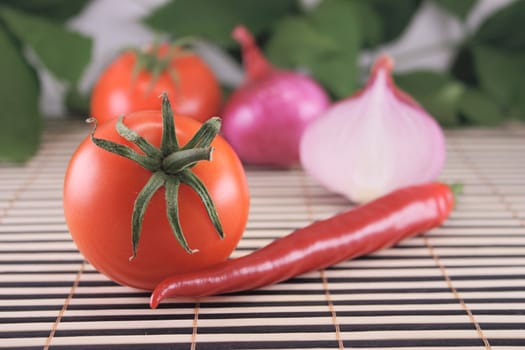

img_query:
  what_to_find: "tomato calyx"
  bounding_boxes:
[89,93,224,259]
[130,38,195,92]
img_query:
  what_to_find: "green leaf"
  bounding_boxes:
[364,0,422,43]
[265,17,339,68]
[353,0,383,47]
[1,0,90,22]
[144,0,297,47]
[65,87,90,117]
[309,0,361,50]
[265,17,356,98]
[0,25,41,162]
[308,0,361,97]
[474,0,525,51]
[453,1,525,96]
[472,45,525,109]
[395,70,465,126]
[265,0,361,99]
[309,52,359,99]
[515,92,525,121]
[459,88,503,126]
[435,0,476,20]
[450,46,478,86]
[0,5,92,84]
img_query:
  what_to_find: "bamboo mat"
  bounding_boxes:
[1,120,524,350]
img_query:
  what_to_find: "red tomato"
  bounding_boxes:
[63,111,249,290]
[90,45,222,123]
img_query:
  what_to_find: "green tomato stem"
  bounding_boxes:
[90,93,224,260]
[129,38,196,92]
[131,171,168,259]
[182,117,221,149]
[163,147,213,175]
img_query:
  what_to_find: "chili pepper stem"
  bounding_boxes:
[449,183,464,203]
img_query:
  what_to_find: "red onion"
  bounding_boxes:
[300,54,446,203]
[221,25,330,167]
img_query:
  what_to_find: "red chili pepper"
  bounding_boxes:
[150,182,455,308]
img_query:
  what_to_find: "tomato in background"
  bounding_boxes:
[90,43,222,123]
[63,107,249,290]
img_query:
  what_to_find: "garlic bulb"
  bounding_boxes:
[300,55,446,203]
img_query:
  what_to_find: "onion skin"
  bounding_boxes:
[221,26,330,167]
[300,55,446,203]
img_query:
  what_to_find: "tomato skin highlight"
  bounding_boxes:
[63,111,249,290]
[90,47,222,123]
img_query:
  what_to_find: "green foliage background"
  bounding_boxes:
[1,0,524,162]
[0,0,91,162]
